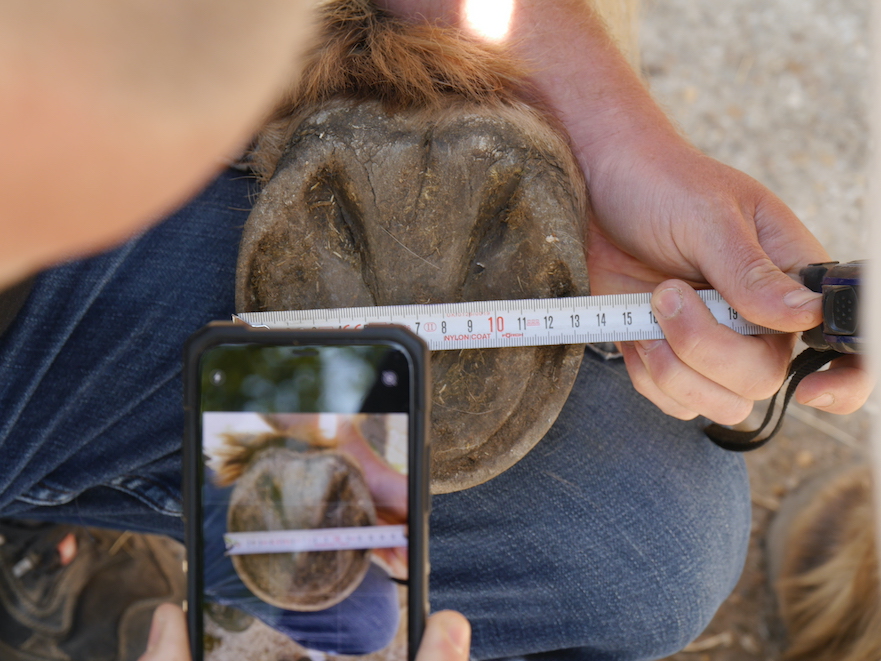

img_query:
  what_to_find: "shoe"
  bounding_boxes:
[0,521,186,661]
[767,465,880,661]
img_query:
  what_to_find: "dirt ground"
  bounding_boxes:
[640,1,873,659]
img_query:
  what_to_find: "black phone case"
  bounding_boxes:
[182,321,430,661]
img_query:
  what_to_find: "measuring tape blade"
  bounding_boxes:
[224,525,408,555]
[235,290,781,351]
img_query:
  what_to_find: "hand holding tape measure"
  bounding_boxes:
[237,260,865,451]
[238,260,863,354]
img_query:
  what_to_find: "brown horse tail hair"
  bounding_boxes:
[212,432,286,487]
[778,470,881,661]
[250,0,546,182]
[212,428,336,486]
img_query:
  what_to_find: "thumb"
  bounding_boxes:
[139,603,191,661]
[701,235,822,333]
[416,611,471,661]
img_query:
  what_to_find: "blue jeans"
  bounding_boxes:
[0,167,751,660]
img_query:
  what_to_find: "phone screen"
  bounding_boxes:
[193,341,418,659]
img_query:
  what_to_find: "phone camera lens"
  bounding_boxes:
[209,369,226,386]
[381,370,398,387]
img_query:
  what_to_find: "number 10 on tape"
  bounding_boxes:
[236,291,778,352]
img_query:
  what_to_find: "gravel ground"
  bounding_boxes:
[640,0,870,261]
[639,1,873,659]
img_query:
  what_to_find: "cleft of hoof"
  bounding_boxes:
[235,0,591,493]
[227,447,376,611]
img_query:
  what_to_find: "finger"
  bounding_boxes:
[372,546,409,580]
[630,337,754,425]
[651,280,794,400]
[795,354,874,415]
[695,198,826,333]
[620,342,699,420]
[140,603,190,661]
[416,611,471,661]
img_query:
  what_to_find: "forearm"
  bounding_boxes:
[511,2,683,179]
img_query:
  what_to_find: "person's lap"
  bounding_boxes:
[430,349,750,660]
[0,168,750,660]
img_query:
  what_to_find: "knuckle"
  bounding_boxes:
[741,370,785,401]
[742,349,791,400]
[666,406,699,421]
[649,357,685,393]
[630,372,657,401]
[635,382,697,420]
[726,247,779,296]
[735,338,793,400]
[663,324,702,358]
[704,398,753,426]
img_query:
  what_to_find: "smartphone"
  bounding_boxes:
[183,322,429,661]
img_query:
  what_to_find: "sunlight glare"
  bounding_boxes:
[463,0,514,43]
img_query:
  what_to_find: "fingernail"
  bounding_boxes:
[653,287,683,319]
[783,288,822,310]
[423,613,470,660]
[805,392,835,408]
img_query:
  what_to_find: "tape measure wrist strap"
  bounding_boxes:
[704,348,837,451]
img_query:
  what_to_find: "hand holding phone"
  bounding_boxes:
[183,323,429,660]
[138,604,470,661]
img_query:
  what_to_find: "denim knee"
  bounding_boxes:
[566,451,751,660]
[429,352,752,661]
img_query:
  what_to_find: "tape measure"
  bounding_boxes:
[224,525,408,555]
[236,290,780,351]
